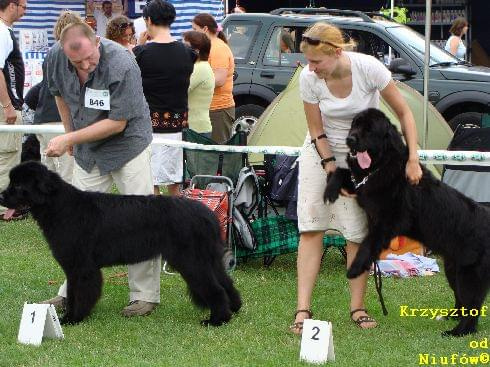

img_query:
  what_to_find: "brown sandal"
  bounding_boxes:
[350,308,377,329]
[289,309,313,334]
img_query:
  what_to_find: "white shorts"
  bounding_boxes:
[297,138,368,243]
[151,132,183,185]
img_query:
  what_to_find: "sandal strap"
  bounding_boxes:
[350,308,367,317]
[356,315,376,324]
[355,315,376,324]
[289,321,304,330]
[294,309,313,318]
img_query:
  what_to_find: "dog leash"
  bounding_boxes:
[374,261,388,316]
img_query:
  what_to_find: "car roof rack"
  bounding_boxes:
[270,8,374,23]
[365,11,395,22]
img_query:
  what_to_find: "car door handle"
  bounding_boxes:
[260,71,275,79]
[233,71,238,81]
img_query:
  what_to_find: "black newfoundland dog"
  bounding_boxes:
[324,108,489,336]
[0,162,241,326]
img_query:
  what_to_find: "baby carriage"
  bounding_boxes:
[181,129,248,271]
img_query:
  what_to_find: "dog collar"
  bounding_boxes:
[351,168,378,189]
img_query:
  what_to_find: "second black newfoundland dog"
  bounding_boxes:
[324,108,489,336]
[0,162,241,326]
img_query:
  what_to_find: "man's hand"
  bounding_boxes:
[45,135,72,157]
[4,105,17,124]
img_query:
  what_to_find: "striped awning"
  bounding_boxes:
[13,0,86,49]
[130,0,224,38]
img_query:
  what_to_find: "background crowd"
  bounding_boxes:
[0,0,236,221]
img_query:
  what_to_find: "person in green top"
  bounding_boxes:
[183,30,214,137]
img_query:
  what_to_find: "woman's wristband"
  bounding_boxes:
[311,133,327,144]
[320,156,336,169]
[1,101,12,109]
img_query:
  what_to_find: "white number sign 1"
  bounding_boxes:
[18,303,64,346]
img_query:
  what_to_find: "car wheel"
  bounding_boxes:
[233,104,265,134]
[448,112,483,131]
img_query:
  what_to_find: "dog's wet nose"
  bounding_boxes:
[346,135,357,147]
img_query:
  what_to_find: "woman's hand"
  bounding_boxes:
[323,160,336,175]
[406,159,422,185]
[137,31,150,46]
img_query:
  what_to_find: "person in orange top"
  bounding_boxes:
[192,13,235,143]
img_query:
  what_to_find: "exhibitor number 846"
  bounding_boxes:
[89,99,104,107]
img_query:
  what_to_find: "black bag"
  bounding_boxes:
[265,154,299,220]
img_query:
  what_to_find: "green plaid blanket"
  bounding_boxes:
[235,215,346,259]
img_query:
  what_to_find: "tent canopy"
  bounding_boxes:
[248,66,453,174]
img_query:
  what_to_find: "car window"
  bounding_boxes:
[225,22,259,63]
[387,25,460,66]
[263,26,306,67]
[343,29,400,66]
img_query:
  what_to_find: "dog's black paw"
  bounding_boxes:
[200,319,228,327]
[324,168,355,203]
[346,265,364,279]
[441,327,476,337]
[438,315,459,321]
[59,314,82,325]
[324,173,341,203]
[347,259,372,278]
[229,298,242,314]
[59,316,72,325]
[324,183,340,203]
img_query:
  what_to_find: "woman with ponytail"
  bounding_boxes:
[192,13,235,143]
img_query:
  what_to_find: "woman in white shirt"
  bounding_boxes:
[290,22,422,334]
[445,17,468,60]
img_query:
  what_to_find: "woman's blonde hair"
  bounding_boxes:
[53,11,84,41]
[300,22,355,55]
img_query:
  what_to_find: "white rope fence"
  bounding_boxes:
[2,124,490,166]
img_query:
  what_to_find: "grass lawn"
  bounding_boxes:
[0,218,488,367]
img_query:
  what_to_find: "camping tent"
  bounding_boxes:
[248,66,453,174]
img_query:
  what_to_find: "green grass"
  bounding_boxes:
[0,218,488,367]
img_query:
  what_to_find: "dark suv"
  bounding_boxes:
[223,8,490,130]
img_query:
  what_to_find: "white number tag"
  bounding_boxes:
[84,88,110,110]
[299,319,335,364]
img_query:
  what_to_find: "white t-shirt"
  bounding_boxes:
[299,51,391,145]
[0,22,14,68]
[93,10,118,37]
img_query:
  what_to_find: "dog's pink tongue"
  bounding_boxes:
[357,151,372,169]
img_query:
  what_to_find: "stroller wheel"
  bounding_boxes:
[223,249,236,272]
